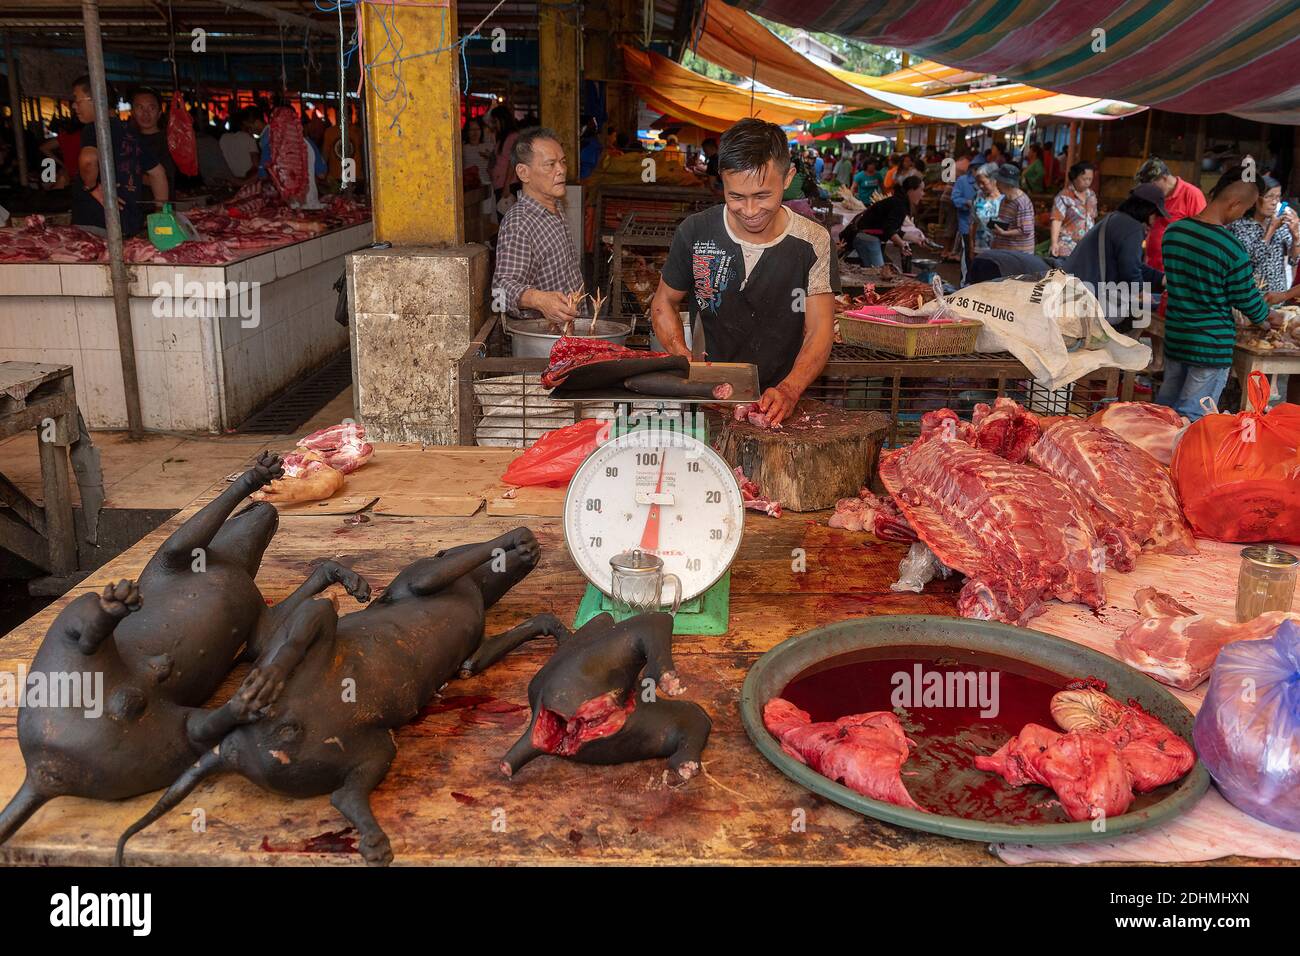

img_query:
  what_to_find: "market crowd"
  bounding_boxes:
[826,137,1298,420]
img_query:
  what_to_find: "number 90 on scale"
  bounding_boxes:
[563,432,746,602]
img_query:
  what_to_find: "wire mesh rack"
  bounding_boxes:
[457,315,687,447]
[811,342,1122,447]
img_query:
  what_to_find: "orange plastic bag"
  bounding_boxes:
[1171,371,1300,543]
[501,419,610,487]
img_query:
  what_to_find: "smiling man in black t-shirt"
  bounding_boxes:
[650,118,838,425]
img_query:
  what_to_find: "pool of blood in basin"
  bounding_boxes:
[779,647,1170,825]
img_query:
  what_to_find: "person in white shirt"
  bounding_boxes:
[220,107,263,182]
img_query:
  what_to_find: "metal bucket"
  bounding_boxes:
[503,317,632,358]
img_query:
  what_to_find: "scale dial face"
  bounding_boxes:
[564,431,745,602]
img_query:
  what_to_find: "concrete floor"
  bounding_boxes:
[1,386,356,512]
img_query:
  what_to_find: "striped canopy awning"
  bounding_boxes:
[726,0,1300,120]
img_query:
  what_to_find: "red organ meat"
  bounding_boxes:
[532,689,636,757]
[266,106,309,202]
[879,432,1105,625]
[1087,402,1186,466]
[1028,418,1197,572]
[976,724,1134,821]
[1115,587,1300,690]
[167,91,198,176]
[971,397,1042,463]
[977,689,1194,821]
[1049,688,1195,793]
[763,698,923,811]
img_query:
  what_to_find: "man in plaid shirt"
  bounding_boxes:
[492,127,585,327]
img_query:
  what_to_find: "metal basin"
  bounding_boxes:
[740,615,1210,844]
[503,317,631,358]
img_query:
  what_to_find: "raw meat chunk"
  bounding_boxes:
[734,466,782,518]
[1050,688,1195,792]
[879,434,1105,625]
[763,698,923,811]
[975,723,1134,821]
[972,397,1041,463]
[1028,418,1196,571]
[1087,402,1186,466]
[1115,588,1299,690]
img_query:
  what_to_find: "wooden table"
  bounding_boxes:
[0,446,1280,866]
[1232,345,1300,409]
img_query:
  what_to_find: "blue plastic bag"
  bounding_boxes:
[1193,619,1300,831]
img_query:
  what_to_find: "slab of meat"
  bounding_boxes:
[975,723,1134,821]
[763,698,923,811]
[1087,402,1186,466]
[266,106,308,203]
[971,397,1042,463]
[539,337,672,389]
[1049,688,1195,792]
[919,407,972,443]
[1028,418,1197,572]
[734,466,782,518]
[295,422,374,474]
[879,433,1105,625]
[732,402,780,430]
[828,489,916,542]
[167,91,198,176]
[1114,587,1299,690]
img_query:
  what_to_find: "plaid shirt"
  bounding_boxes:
[492,193,585,318]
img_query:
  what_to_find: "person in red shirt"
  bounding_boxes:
[1137,157,1207,272]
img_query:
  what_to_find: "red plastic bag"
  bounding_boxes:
[502,418,610,487]
[166,91,198,176]
[1171,371,1300,543]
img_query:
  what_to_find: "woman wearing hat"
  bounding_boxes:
[989,163,1036,253]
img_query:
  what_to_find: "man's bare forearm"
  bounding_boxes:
[650,280,691,356]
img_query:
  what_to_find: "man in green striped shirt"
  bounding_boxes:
[1158,166,1285,420]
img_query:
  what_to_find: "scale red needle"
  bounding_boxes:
[638,453,668,552]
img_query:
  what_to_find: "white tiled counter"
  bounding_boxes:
[0,222,372,432]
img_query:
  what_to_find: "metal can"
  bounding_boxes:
[1236,545,1299,622]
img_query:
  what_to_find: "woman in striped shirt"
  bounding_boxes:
[990,164,1036,253]
[1158,166,1285,420]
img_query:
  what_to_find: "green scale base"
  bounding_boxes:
[572,572,730,635]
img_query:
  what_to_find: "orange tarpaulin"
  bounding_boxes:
[621,46,830,127]
[690,1,897,109]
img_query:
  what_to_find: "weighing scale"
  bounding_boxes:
[554,362,759,635]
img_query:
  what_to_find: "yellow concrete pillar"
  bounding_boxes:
[362,0,464,244]
[539,0,581,182]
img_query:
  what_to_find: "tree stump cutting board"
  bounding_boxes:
[716,399,890,512]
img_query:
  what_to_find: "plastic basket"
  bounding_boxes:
[838,314,983,358]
